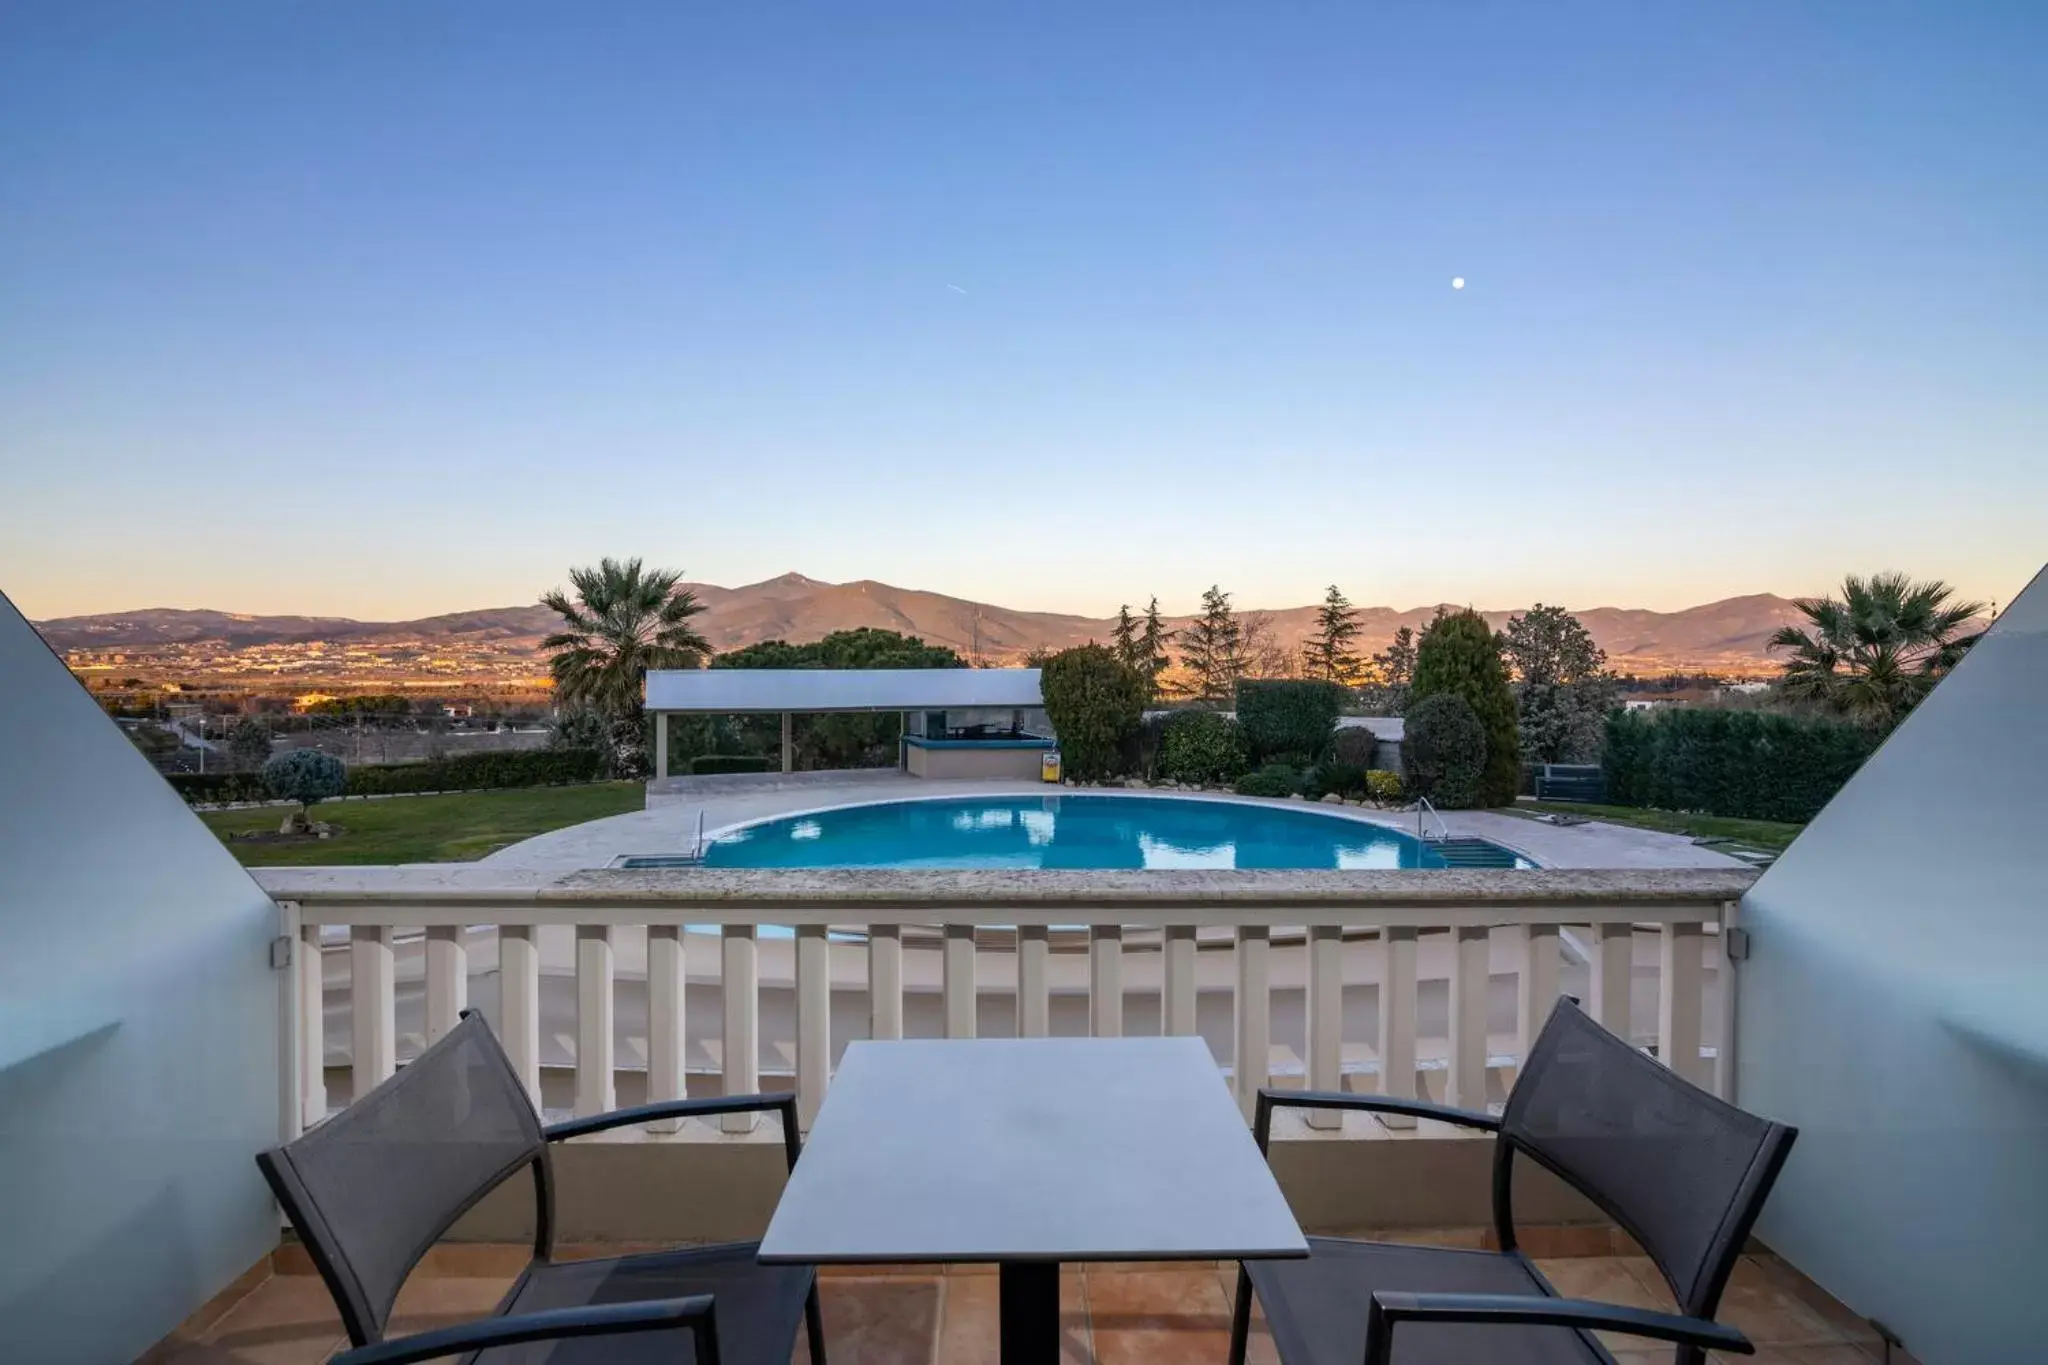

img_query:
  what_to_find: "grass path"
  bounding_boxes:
[1509,800,1805,856]
[199,782,645,866]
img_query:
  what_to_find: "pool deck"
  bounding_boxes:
[478,774,1748,872]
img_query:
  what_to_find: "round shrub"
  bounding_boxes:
[1410,609,1521,806]
[1366,769,1404,806]
[1040,644,1147,782]
[1159,710,1249,786]
[264,748,348,812]
[1402,693,1486,809]
[1234,763,1301,798]
[1331,726,1379,767]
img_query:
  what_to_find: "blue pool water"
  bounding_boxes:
[695,795,1531,870]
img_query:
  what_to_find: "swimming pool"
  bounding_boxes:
[689,794,1532,870]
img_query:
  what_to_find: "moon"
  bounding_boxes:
[1451,277,1466,290]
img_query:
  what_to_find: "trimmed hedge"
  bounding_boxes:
[347,748,606,795]
[1602,709,1876,824]
[690,754,776,775]
[1159,711,1249,786]
[166,747,606,804]
[1233,763,1301,798]
[1234,679,1342,765]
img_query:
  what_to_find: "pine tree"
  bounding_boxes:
[1178,585,1244,703]
[1111,605,1142,670]
[1408,608,1520,806]
[1373,626,1418,685]
[1305,584,1364,684]
[1138,597,1174,698]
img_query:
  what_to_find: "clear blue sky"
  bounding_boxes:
[2,2,2041,621]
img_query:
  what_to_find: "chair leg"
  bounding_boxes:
[805,1279,828,1365]
[1228,1263,1254,1365]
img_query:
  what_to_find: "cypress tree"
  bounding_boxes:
[1408,608,1521,806]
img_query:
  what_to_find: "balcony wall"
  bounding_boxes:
[0,594,283,1365]
[1738,564,2048,1364]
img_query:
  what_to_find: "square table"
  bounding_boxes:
[759,1037,1308,1365]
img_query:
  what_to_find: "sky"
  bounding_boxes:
[2,2,2043,622]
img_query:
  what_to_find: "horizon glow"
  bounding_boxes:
[2,4,2042,621]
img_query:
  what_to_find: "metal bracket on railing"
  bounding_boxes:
[1724,926,1751,961]
[269,935,294,970]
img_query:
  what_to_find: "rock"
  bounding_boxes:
[1287,792,1307,801]
[1319,793,1344,804]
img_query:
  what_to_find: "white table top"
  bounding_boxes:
[759,1037,1309,1264]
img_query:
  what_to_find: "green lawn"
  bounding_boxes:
[1509,800,1806,854]
[199,782,646,866]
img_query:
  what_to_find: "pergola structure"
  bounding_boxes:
[643,668,1046,779]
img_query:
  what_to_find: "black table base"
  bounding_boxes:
[998,1261,1061,1365]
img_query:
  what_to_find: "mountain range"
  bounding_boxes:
[34,573,1812,677]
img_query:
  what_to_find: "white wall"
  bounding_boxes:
[0,594,282,1362]
[1737,566,2048,1364]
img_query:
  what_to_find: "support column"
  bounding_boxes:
[654,712,669,781]
[781,712,793,774]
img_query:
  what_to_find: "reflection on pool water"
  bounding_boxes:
[697,794,1531,870]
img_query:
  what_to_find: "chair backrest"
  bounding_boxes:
[1500,999,1796,1318]
[256,1012,545,1345]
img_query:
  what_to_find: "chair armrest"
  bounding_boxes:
[1253,1088,1499,1151]
[1363,1291,1753,1360]
[546,1093,802,1168]
[330,1294,720,1365]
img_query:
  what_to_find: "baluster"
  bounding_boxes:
[350,925,396,1100]
[943,925,977,1038]
[1448,925,1490,1112]
[424,925,467,1045]
[1163,925,1197,1036]
[574,926,615,1116]
[1233,926,1271,1119]
[1017,926,1049,1037]
[646,925,687,1133]
[1518,922,1560,1065]
[1305,925,1344,1128]
[1376,926,1418,1129]
[722,926,760,1133]
[1090,926,1123,1037]
[868,925,903,1040]
[298,918,326,1129]
[796,924,831,1129]
[498,925,542,1105]
[1590,922,1634,1039]
[1659,921,1706,1087]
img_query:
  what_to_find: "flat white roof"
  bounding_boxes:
[645,668,1043,714]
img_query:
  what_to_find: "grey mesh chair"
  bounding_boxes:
[1229,998,1796,1365]
[256,1011,825,1365]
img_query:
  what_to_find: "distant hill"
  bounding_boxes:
[33,574,1813,677]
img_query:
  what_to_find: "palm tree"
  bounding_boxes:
[541,558,711,720]
[1767,572,1985,728]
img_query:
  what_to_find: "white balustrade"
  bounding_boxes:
[257,868,1754,1142]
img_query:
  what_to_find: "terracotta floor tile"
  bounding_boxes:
[1212,1269,1276,1365]
[1737,1256,1881,1346]
[1707,1259,1854,1348]
[1532,1257,1679,1356]
[387,1276,518,1336]
[805,1277,943,1365]
[936,1273,1091,1365]
[188,1275,346,1365]
[1087,1269,1232,1365]
[1712,1349,1881,1364]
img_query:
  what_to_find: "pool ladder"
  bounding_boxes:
[1415,796,1450,843]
